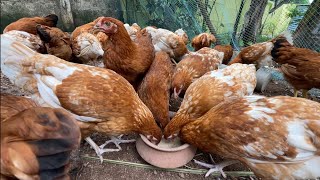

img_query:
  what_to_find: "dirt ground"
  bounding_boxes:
[1,71,320,180]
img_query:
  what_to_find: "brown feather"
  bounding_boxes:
[137,51,174,128]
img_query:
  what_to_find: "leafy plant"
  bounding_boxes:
[287,6,304,18]
[264,22,277,36]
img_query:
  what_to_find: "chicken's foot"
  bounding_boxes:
[171,58,178,65]
[85,137,120,163]
[194,157,239,178]
[99,135,136,151]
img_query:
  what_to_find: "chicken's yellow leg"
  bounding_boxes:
[293,89,298,97]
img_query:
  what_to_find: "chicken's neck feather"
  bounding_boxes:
[108,25,136,58]
[172,70,193,92]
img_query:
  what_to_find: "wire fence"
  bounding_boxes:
[121,0,319,52]
[292,1,320,52]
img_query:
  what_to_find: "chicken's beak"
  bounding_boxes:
[95,19,103,27]
[166,133,179,141]
[146,135,160,145]
[94,23,100,29]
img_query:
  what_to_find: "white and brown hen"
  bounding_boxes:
[180,95,320,179]
[144,26,188,59]
[171,47,224,98]
[165,63,257,139]
[71,19,105,65]
[1,34,162,162]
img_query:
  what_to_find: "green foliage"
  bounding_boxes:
[286,6,304,18]
[256,35,271,42]
[264,22,277,36]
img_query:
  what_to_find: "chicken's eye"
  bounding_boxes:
[105,22,111,26]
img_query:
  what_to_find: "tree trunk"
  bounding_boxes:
[293,0,320,52]
[241,0,268,46]
[231,0,246,49]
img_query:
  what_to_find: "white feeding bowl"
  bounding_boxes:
[136,134,197,168]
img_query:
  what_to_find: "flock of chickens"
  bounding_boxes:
[1,14,320,180]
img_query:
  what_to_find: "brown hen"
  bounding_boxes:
[93,17,155,88]
[180,95,320,179]
[214,45,233,64]
[137,51,174,128]
[271,37,320,98]
[171,47,224,98]
[36,25,73,61]
[191,33,216,51]
[3,14,58,34]
[1,35,162,162]
[1,107,81,180]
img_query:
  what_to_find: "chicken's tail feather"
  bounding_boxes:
[270,31,293,60]
[1,34,38,88]
[44,14,59,26]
